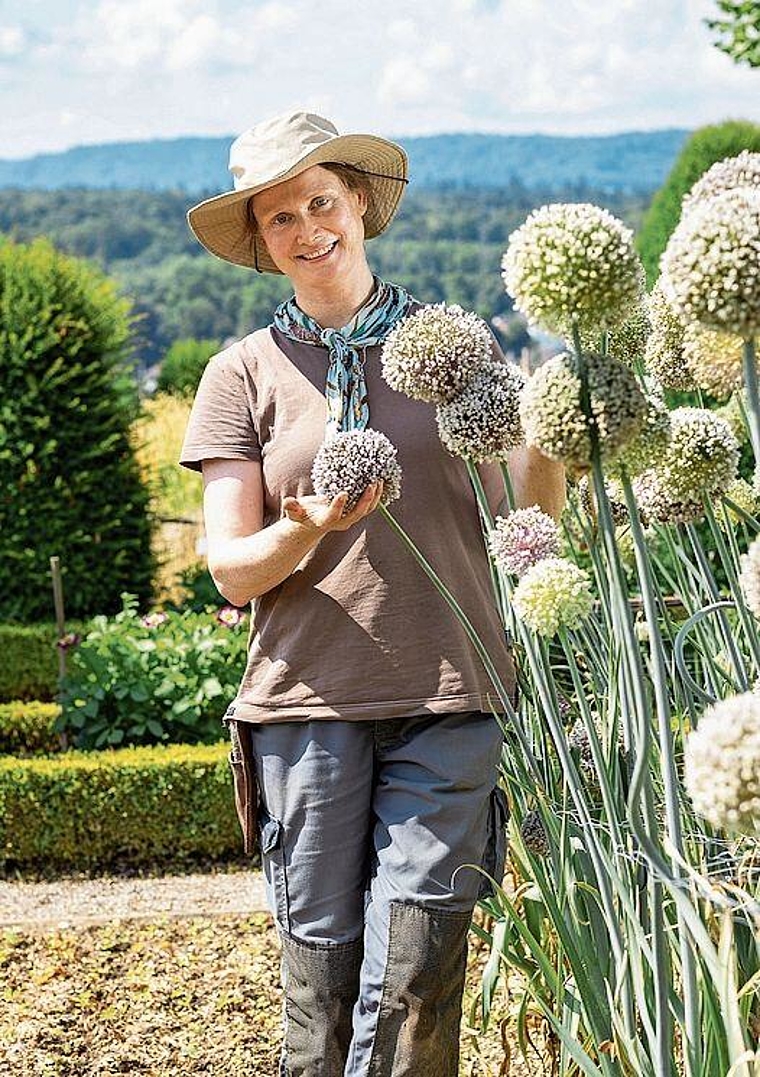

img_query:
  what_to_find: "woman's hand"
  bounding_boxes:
[282,481,384,535]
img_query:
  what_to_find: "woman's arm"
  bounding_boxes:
[202,458,383,606]
[477,445,566,522]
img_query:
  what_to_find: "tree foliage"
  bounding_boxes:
[706,1,760,67]
[0,238,154,622]
[157,337,220,396]
[636,119,760,285]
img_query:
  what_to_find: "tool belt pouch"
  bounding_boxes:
[226,715,258,857]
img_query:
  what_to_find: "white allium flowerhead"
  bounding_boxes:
[502,203,643,335]
[311,429,401,514]
[607,391,672,479]
[685,692,760,835]
[657,407,739,501]
[381,304,493,404]
[739,535,760,619]
[632,469,705,527]
[578,298,651,366]
[720,478,758,529]
[488,506,560,577]
[716,391,750,445]
[682,151,760,213]
[436,362,526,462]
[520,351,646,472]
[682,322,744,399]
[512,556,594,637]
[660,187,760,338]
[644,280,694,390]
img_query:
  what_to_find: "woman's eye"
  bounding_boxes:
[313,197,330,209]
[273,214,290,226]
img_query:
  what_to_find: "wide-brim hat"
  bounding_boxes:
[187,111,408,274]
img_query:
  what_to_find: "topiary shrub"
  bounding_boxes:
[0,701,62,755]
[0,623,62,701]
[636,119,760,284]
[0,237,155,622]
[156,337,220,396]
[0,742,238,870]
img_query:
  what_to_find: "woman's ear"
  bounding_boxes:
[355,187,368,217]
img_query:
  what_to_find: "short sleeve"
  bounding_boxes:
[179,344,262,472]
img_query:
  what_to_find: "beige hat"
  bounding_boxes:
[187,111,408,274]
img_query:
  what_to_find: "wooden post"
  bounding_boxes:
[50,556,69,750]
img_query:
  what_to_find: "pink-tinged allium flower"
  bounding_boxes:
[141,611,168,629]
[512,557,594,637]
[488,506,559,577]
[217,605,246,627]
[660,187,760,338]
[381,304,492,404]
[739,536,760,619]
[502,203,643,335]
[682,322,744,399]
[682,151,760,213]
[685,692,760,834]
[311,429,402,514]
[644,281,693,390]
[520,351,646,472]
[436,361,525,462]
[57,632,82,651]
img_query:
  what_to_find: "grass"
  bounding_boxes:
[0,911,534,1076]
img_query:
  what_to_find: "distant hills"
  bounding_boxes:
[0,129,690,193]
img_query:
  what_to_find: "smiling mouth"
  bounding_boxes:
[298,241,338,262]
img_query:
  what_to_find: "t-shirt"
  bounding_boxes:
[179,323,515,723]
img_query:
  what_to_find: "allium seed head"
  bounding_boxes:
[512,557,594,637]
[520,351,646,472]
[488,506,560,577]
[644,280,693,390]
[520,810,550,856]
[381,304,493,404]
[682,322,744,399]
[660,187,760,338]
[311,429,402,514]
[685,692,760,834]
[436,361,526,462]
[502,202,644,335]
[682,151,760,213]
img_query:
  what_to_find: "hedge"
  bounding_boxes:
[0,623,63,702]
[0,701,62,755]
[0,742,240,870]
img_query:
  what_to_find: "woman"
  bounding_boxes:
[180,110,564,1077]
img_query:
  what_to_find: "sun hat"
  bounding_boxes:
[187,111,409,274]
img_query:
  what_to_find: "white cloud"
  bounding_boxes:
[0,25,25,57]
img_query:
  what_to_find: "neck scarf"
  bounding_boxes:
[272,277,413,436]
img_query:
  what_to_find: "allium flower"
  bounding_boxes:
[660,187,760,338]
[682,322,744,399]
[57,632,82,651]
[739,536,760,619]
[520,810,549,856]
[488,506,560,577]
[716,391,749,445]
[217,605,246,627]
[684,692,760,834]
[141,611,168,629]
[436,361,525,462]
[381,304,493,404]
[578,300,651,366]
[520,351,646,472]
[720,478,757,528]
[576,475,628,525]
[607,391,672,479]
[512,557,594,636]
[632,469,704,527]
[644,280,693,390]
[682,151,760,213]
[311,429,402,513]
[656,407,739,501]
[502,203,643,335]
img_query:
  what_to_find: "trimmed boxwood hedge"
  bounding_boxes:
[0,742,239,870]
[0,701,62,755]
[0,623,63,702]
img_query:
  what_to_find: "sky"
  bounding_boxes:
[1,0,758,160]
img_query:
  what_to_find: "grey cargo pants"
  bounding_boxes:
[249,709,506,1077]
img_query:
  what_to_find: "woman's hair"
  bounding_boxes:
[244,162,373,241]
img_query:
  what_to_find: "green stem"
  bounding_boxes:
[742,338,760,472]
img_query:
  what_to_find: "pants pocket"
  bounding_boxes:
[228,719,258,857]
[259,807,291,932]
[479,784,509,900]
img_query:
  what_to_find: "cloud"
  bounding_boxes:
[0,25,26,58]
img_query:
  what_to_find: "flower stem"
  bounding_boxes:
[742,338,760,471]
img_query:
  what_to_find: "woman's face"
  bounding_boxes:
[252,165,369,294]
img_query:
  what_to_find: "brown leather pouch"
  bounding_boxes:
[227,714,258,857]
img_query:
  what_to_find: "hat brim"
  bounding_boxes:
[187,133,408,274]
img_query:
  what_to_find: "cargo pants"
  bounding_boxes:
[240,709,507,1077]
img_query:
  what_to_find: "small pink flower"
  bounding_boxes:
[217,605,245,627]
[141,611,169,629]
[57,632,82,651]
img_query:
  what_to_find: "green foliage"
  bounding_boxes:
[637,119,760,284]
[0,701,62,755]
[156,337,220,396]
[58,595,247,750]
[0,237,155,621]
[706,1,760,67]
[0,742,238,870]
[0,623,64,702]
[168,564,228,613]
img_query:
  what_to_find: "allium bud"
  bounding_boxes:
[512,557,594,637]
[436,362,525,462]
[488,506,560,577]
[685,692,760,835]
[311,429,402,513]
[381,304,493,404]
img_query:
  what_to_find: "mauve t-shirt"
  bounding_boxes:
[179,323,515,723]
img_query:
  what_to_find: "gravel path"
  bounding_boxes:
[0,870,269,929]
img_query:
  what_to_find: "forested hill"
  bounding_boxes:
[0,129,689,193]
